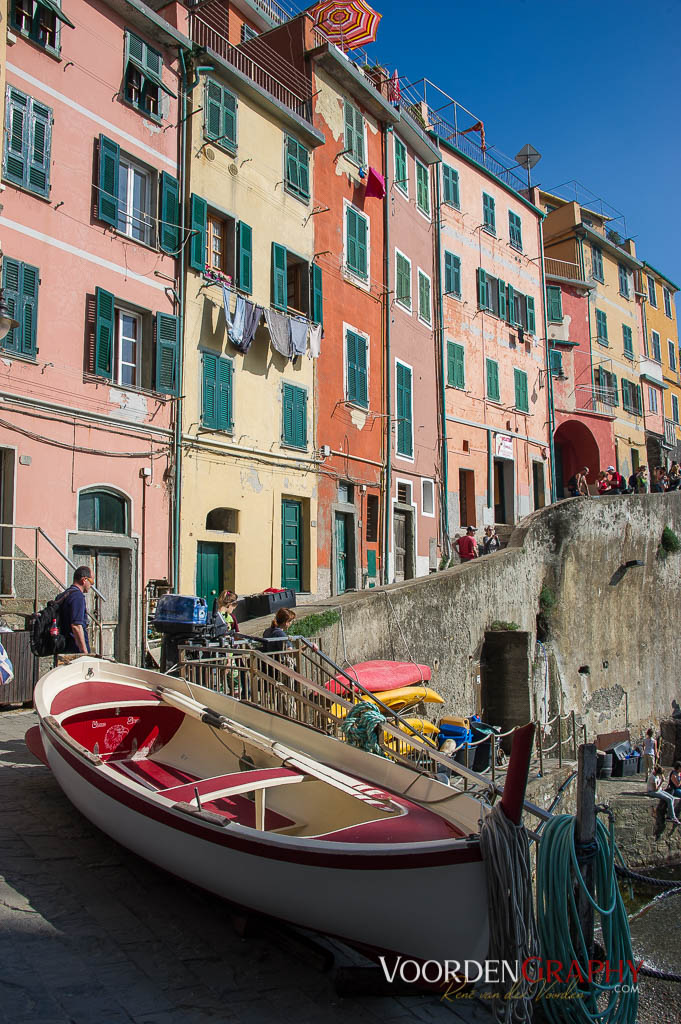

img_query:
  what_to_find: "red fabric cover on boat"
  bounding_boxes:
[62,705,183,760]
[158,767,302,802]
[321,798,464,844]
[51,681,159,716]
[327,661,431,696]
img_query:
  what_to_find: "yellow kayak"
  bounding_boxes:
[384,717,439,750]
[372,685,444,713]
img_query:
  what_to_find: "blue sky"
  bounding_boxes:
[367,0,681,306]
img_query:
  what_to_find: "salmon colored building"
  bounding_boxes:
[0,0,185,660]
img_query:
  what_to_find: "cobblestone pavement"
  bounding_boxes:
[0,710,492,1024]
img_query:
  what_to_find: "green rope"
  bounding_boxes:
[536,814,638,1023]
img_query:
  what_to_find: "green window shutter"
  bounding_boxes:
[272,242,287,310]
[98,134,120,226]
[621,379,628,411]
[622,324,633,356]
[447,341,464,389]
[204,79,223,141]
[419,272,431,323]
[94,287,115,380]
[486,358,499,401]
[354,105,365,164]
[282,384,307,447]
[445,252,460,296]
[1,258,21,352]
[611,373,619,407]
[19,262,39,357]
[4,87,29,188]
[311,262,323,326]
[443,165,459,206]
[477,268,487,309]
[159,172,179,253]
[507,283,516,324]
[396,252,410,307]
[547,285,562,322]
[447,341,456,385]
[514,368,529,412]
[237,221,252,293]
[394,137,407,193]
[526,296,536,334]
[596,309,608,342]
[416,162,430,214]
[549,349,563,376]
[346,207,367,279]
[282,382,294,444]
[189,194,207,272]
[483,192,495,231]
[346,330,367,407]
[155,312,179,394]
[285,135,309,200]
[396,362,413,457]
[636,384,643,416]
[497,278,506,321]
[202,352,218,428]
[345,102,364,163]
[27,99,52,197]
[222,87,237,148]
[217,357,233,430]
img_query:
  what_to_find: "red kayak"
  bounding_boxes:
[327,660,432,696]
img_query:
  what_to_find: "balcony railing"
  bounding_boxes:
[545,257,582,281]
[573,385,616,416]
[664,419,677,447]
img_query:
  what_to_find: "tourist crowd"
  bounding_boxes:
[567,462,680,497]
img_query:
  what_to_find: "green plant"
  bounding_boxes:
[438,555,449,570]
[288,609,340,638]
[661,525,680,554]
[539,586,556,615]
[490,620,519,631]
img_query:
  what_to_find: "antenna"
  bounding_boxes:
[514,144,542,191]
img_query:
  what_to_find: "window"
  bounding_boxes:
[669,339,677,372]
[282,383,307,448]
[344,101,365,165]
[447,341,465,389]
[509,288,536,335]
[549,349,563,377]
[117,156,153,245]
[284,135,310,201]
[396,362,413,458]
[622,324,633,358]
[78,491,127,533]
[397,481,412,505]
[92,287,178,394]
[394,136,407,196]
[442,165,459,207]
[621,378,642,415]
[206,214,230,273]
[338,481,353,504]
[204,78,237,153]
[546,285,563,323]
[1,257,39,359]
[270,243,322,321]
[592,245,604,282]
[595,366,618,406]
[477,268,506,318]
[651,330,661,361]
[345,204,368,281]
[240,23,258,42]
[11,0,73,54]
[206,508,239,532]
[618,264,629,298]
[395,250,411,310]
[346,328,368,407]
[595,309,608,345]
[3,87,52,198]
[124,30,173,121]
[202,351,233,431]
[508,211,522,251]
[415,160,430,217]
[482,192,495,233]
[365,495,378,541]
[649,387,658,414]
[422,479,435,517]
[514,368,529,412]
[647,275,657,307]
[673,394,680,424]
[444,252,461,297]
[664,287,673,319]
[189,195,252,294]
[418,269,431,325]
[486,358,500,402]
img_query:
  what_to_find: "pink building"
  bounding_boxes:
[1,0,186,660]
[386,110,441,581]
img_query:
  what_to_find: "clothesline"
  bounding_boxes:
[217,283,323,361]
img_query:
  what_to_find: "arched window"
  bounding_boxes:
[78,490,128,534]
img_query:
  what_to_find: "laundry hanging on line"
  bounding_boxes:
[265,308,292,359]
[308,322,322,359]
[290,318,309,359]
[223,288,263,354]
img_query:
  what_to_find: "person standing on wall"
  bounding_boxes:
[642,728,657,779]
[455,527,478,562]
[58,566,94,655]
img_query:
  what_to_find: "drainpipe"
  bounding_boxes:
[433,165,450,555]
[539,218,557,502]
[487,428,493,510]
[382,124,392,585]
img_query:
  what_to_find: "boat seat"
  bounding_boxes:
[109,758,198,791]
[158,767,304,803]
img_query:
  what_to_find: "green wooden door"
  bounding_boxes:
[281,500,302,592]
[196,541,223,609]
[335,513,347,593]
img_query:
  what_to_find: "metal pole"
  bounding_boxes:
[571,710,577,761]
[34,528,39,613]
[574,743,598,960]
[558,716,563,768]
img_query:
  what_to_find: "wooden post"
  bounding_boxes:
[575,742,598,961]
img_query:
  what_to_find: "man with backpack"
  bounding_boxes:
[58,566,94,654]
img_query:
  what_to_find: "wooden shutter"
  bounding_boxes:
[202,351,218,428]
[217,357,233,430]
[483,193,495,230]
[547,286,562,322]
[28,99,52,197]
[222,88,237,148]
[396,253,410,306]
[636,384,643,416]
[1,258,21,352]
[204,80,222,141]
[189,194,207,272]
[98,134,120,226]
[4,88,29,188]
[346,207,367,279]
[155,312,179,394]
[549,349,562,376]
[94,287,115,380]
[447,341,456,385]
[237,221,252,293]
[346,330,367,406]
[507,284,515,324]
[272,242,287,309]
[353,105,364,163]
[497,278,506,320]
[282,384,306,447]
[419,273,431,323]
[396,363,413,457]
[526,296,536,334]
[311,262,323,326]
[159,172,179,253]
[622,325,633,355]
[451,342,464,388]
[395,137,406,192]
[477,268,487,309]
[514,368,528,411]
[19,262,39,357]
[486,358,499,401]
[286,136,309,199]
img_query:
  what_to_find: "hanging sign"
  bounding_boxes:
[495,434,514,459]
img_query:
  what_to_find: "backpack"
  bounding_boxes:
[28,590,70,657]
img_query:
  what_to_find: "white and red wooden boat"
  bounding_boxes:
[27,657,489,963]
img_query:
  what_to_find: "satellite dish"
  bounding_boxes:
[515,144,541,171]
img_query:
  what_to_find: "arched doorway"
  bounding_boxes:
[554,420,601,496]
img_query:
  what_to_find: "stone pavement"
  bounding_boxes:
[0,710,492,1024]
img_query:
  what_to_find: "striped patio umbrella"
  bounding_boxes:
[310,0,382,50]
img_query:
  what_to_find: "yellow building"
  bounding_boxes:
[640,262,681,464]
[535,190,647,479]
[178,49,325,604]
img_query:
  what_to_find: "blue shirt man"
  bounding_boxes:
[58,566,93,654]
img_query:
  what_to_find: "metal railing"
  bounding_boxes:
[544,257,583,281]
[664,419,678,447]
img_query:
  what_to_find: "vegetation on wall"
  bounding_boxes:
[289,609,340,637]
[660,525,680,556]
[490,620,519,631]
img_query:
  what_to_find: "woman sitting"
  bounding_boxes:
[647,764,680,823]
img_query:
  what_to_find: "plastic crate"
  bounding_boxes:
[245,590,296,619]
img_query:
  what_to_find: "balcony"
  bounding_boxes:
[664,419,677,448]
[544,257,583,282]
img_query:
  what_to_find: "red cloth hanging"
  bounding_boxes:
[364,166,386,199]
